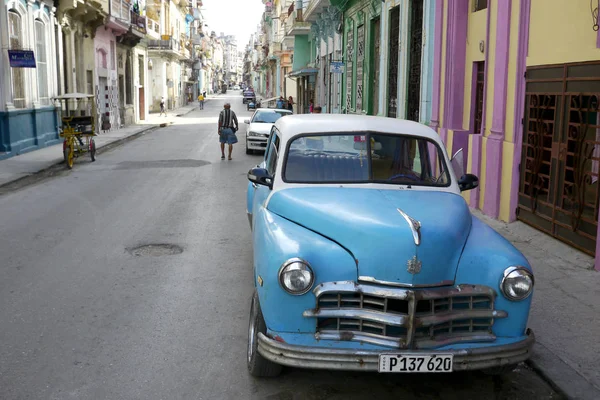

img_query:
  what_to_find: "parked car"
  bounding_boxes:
[244,108,292,154]
[245,114,535,377]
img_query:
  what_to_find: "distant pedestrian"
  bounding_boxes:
[312,106,322,114]
[159,96,166,116]
[276,96,285,109]
[218,102,239,161]
[309,99,314,113]
[287,96,294,112]
[198,93,205,110]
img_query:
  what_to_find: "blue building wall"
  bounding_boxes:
[0,107,60,160]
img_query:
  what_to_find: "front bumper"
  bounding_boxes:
[257,329,535,372]
[247,137,268,151]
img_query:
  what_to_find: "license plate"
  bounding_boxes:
[378,354,453,373]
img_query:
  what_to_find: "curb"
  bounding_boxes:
[526,345,600,400]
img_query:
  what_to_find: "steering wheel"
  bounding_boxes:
[387,173,420,182]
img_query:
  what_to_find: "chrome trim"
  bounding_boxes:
[397,208,421,246]
[278,258,314,295]
[358,276,454,288]
[418,310,507,327]
[303,308,409,327]
[257,329,535,372]
[316,330,497,349]
[500,266,534,301]
[312,281,496,300]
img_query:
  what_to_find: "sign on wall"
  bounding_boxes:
[330,61,345,74]
[8,50,36,68]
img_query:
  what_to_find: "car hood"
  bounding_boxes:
[267,187,471,286]
[248,123,273,135]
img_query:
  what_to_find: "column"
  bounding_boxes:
[49,7,57,99]
[27,0,39,107]
[56,20,64,95]
[0,2,11,110]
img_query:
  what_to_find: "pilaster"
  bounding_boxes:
[0,1,10,111]
[27,0,40,108]
[49,7,57,99]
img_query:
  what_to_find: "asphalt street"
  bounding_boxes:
[0,94,563,400]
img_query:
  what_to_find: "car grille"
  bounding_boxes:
[303,281,507,349]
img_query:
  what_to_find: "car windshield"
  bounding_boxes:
[284,133,450,186]
[252,111,290,124]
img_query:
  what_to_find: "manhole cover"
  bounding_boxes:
[127,244,183,257]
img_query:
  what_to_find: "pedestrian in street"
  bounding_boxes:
[287,96,294,113]
[309,99,314,113]
[276,96,285,109]
[198,93,205,110]
[159,96,167,117]
[218,102,239,161]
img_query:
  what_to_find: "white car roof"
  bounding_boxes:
[274,114,443,144]
[253,108,292,113]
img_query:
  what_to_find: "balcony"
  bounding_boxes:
[105,0,131,34]
[147,36,181,58]
[304,0,330,22]
[131,11,146,35]
[147,17,160,38]
[286,9,311,36]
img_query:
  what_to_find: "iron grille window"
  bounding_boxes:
[387,7,400,118]
[473,0,488,12]
[8,10,26,109]
[474,61,485,133]
[356,25,365,113]
[35,20,49,106]
[406,0,424,122]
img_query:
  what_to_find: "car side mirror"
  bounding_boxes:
[248,167,273,189]
[244,119,250,124]
[458,173,479,192]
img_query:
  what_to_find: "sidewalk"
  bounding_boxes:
[0,101,201,189]
[473,209,600,400]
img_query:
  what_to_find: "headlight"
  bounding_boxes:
[248,131,260,137]
[500,266,534,301]
[278,258,314,295]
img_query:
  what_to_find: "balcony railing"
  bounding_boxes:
[111,0,130,22]
[147,37,180,52]
[131,11,146,34]
[147,18,160,35]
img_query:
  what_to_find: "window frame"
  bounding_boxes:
[8,8,26,109]
[34,18,50,106]
[473,0,488,12]
[281,131,452,188]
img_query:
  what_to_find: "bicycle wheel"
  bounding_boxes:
[64,138,74,169]
[89,138,96,162]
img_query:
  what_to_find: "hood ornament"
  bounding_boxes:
[397,208,421,246]
[407,256,422,274]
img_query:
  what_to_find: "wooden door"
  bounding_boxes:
[139,87,145,120]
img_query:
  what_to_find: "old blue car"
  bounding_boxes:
[245,115,534,377]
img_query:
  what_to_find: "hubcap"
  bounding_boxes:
[247,296,257,363]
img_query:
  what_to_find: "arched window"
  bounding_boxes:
[8,10,25,108]
[35,19,49,105]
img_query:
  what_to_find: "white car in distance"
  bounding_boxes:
[244,108,292,154]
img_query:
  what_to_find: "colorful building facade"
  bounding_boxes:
[434,0,600,269]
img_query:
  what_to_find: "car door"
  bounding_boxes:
[246,127,278,225]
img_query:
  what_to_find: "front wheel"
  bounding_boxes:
[64,140,74,169]
[247,290,282,377]
[89,138,96,162]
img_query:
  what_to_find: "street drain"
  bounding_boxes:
[127,244,183,257]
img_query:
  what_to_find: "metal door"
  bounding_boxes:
[518,61,600,255]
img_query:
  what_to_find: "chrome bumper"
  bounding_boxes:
[257,329,535,372]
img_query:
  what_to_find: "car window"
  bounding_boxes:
[263,127,276,161]
[284,132,450,186]
[252,111,291,124]
[266,131,281,177]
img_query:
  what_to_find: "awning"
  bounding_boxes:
[288,66,318,78]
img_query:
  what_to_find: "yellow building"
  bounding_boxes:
[433,0,600,269]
